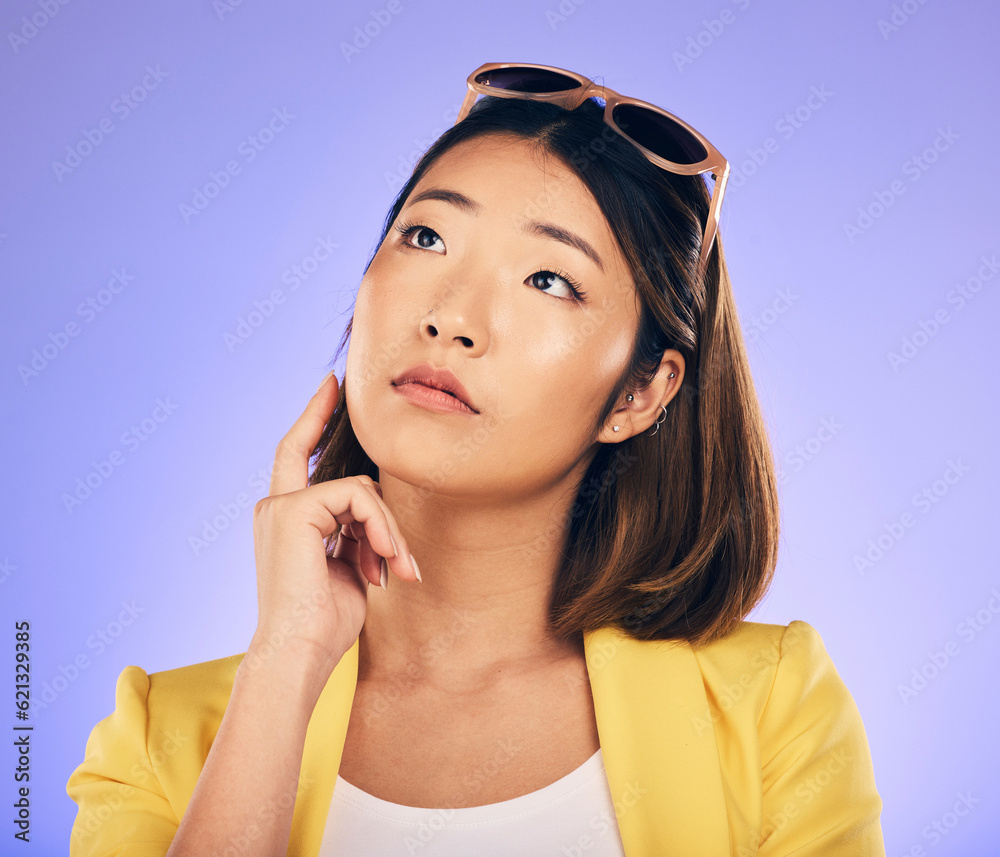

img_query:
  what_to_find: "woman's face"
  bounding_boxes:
[346,133,642,502]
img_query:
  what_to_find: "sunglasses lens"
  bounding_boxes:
[474,67,583,94]
[612,104,708,165]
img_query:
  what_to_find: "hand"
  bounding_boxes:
[247,372,420,685]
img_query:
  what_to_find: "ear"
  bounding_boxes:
[598,349,686,443]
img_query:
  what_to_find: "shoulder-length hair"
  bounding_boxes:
[309,94,779,647]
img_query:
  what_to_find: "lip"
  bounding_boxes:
[392,362,479,414]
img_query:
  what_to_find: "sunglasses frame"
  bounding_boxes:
[456,62,730,278]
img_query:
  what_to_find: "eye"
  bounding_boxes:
[394,219,587,303]
[394,221,445,254]
[528,269,588,302]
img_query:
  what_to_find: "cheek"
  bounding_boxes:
[517,312,633,405]
[506,348,618,459]
[344,290,374,395]
[346,272,406,392]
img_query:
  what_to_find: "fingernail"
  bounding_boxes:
[317,369,336,392]
[410,553,422,582]
[389,533,398,557]
[380,557,388,591]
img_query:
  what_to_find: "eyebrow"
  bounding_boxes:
[406,187,605,273]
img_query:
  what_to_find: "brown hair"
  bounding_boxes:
[309,94,779,647]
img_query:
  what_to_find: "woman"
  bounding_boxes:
[67,63,886,855]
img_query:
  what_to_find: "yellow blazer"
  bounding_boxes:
[66,620,886,856]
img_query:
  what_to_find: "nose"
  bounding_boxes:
[419,286,489,358]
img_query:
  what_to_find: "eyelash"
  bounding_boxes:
[393,220,589,302]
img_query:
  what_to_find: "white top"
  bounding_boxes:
[317,747,628,856]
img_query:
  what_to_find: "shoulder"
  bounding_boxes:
[691,618,832,695]
[610,619,832,694]
[67,652,250,850]
[86,651,250,785]
[631,620,884,851]
[141,651,247,706]
[608,618,860,736]
[111,651,247,711]
[685,626,885,852]
[689,619,857,728]
[688,620,880,804]
[116,651,248,746]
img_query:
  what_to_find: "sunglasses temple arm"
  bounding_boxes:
[456,89,479,124]
[697,163,730,280]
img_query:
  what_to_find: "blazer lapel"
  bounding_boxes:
[584,625,731,856]
[285,626,731,857]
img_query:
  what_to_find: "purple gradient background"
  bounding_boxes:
[2,0,998,852]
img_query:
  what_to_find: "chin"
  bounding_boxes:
[363,425,487,500]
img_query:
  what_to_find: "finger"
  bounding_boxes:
[354,479,420,582]
[269,371,340,497]
[331,523,379,587]
[322,482,396,573]
[324,479,418,583]
[342,523,408,589]
[357,532,385,589]
[326,551,369,602]
[333,519,391,589]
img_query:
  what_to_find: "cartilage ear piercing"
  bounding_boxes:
[626,394,634,402]
[669,372,675,378]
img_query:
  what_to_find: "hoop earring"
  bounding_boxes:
[647,405,667,436]
[647,371,676,436]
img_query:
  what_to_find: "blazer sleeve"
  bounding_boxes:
[66,665,179,857]
[755,621,886,856]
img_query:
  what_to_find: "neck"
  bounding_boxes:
[357,471,588,692]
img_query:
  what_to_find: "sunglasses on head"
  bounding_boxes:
[456,62,730,279]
